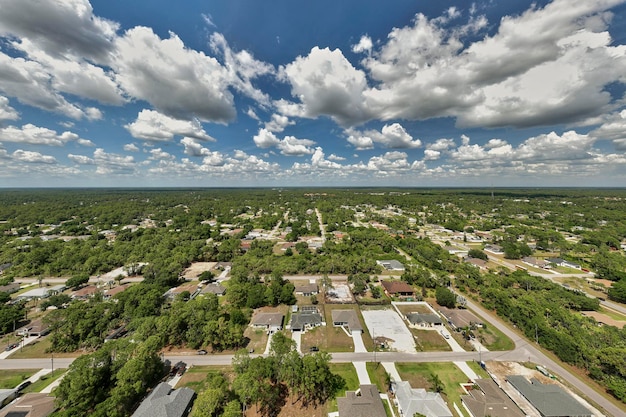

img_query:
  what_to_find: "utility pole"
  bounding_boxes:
[373,328,376,364]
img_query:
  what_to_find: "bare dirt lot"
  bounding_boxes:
[181,262,217,279]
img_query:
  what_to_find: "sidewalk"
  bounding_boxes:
[0,336,40,360]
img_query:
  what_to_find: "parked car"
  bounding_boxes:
[16,381,31,392]
[170,361,187,376]
[5,343,18,351]
[197,349,207,355]
[309,346,319,352]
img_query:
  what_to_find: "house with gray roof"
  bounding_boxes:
[131,382,195,417]
[461,379,524,417]
[199,283,226,296]
[16,285,65,301]
[376,260,405,271]
[331,309,363,334]
[506,375,591,417]
[289,308,323,332]
[337,384,386,417]
[406,313,443,327]
[393,381,453,417]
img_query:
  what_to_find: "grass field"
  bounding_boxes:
[0,370,37,389]
[396,362,470,416]
[412,328,451,352]
[8,337,78,359]
[394,303,432,316]
[366,362,391,393]
[176,365,235,390]
[599,306,626,321]
[466,361,490,379]
[475,321,514,351]
[243,328,268,353]
[326,363,359,413]
[23,369,66,394]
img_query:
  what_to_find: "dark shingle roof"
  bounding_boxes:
[406,313,442,325]
[290,311,322,330]
[131,383,195,417]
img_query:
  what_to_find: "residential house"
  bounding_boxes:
[444,246,469,257]
[104,283,131,299]
[71,285,100,300]
[507,375,592,417]
[465,258,487,270]
[0,393,56,417]
[438,306,483,330]
[331,310,363,334]
[131,382,195,417]
[461,379,524,417]
[163,283,200,301]
[250,312,284,334]
[0,283,19,294]
[199,283,226,297]
[294,283,319,297]
[16,319,50,337]
[522,257,550,269]
[406,313,443,328]
[484,244,503,255]
[337,384,386,417]
[393,381,453,417]
[16,285,66,301]
[546,258,581,270]
[381,280,414,298]
[376,260,405,271]
[289,307,323,332]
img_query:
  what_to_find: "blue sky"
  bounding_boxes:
[1,0,626,187]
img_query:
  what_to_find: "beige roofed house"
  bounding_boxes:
[250,312,284,333]
[461,379,524,417]
[337,384,386,417]
[331,309,363,334]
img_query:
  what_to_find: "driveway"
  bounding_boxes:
[352,330,366,353]
[361,309,415,353]
[1,336,40,360]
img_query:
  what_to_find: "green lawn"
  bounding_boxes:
[412,328,452,352]
[326,363,360,412]
[396,362,470,417]
[366,362,391,393]
[476,322,514,351]
[599,307,626,321]
[22,369,66,394]
[175,365,234,390]
[0,370,37,389]
[9,337,78,359]
[466,361,490,379]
